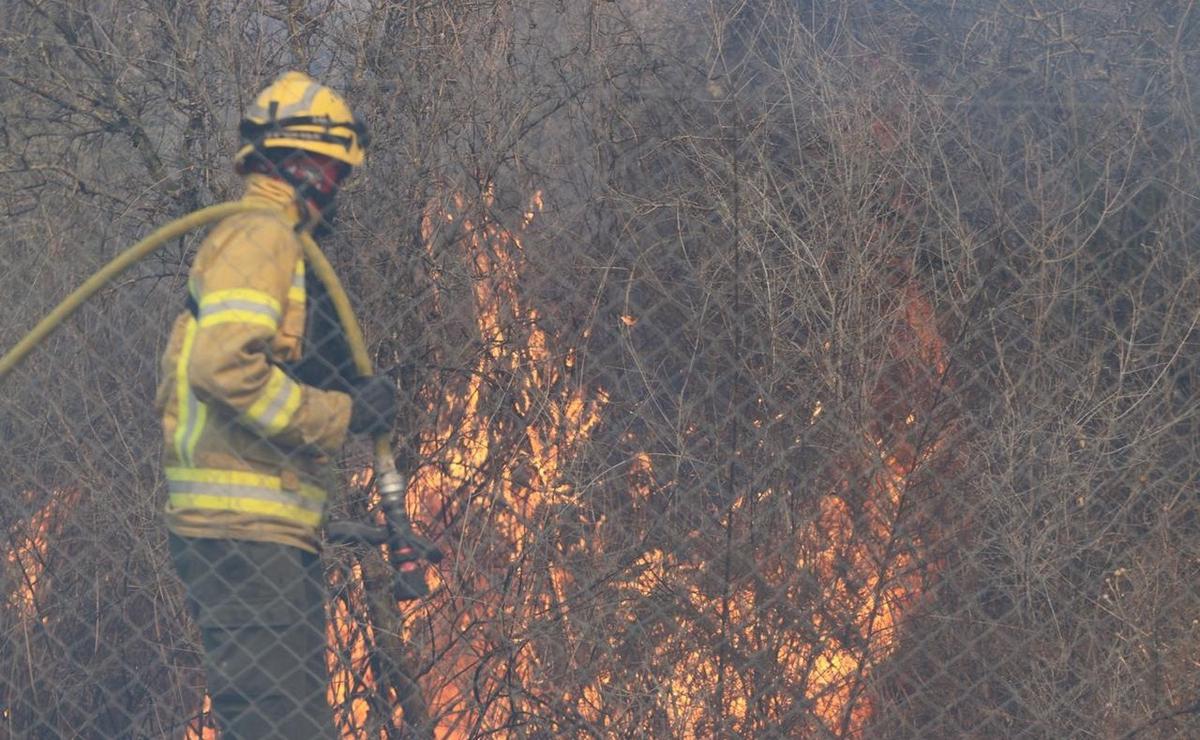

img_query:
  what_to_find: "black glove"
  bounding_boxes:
[347,376,397,436]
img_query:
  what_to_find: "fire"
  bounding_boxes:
[312,188,607,737]
[326,563,382,738]
[317,185,954,736]
[183,695,217,740]
[5,489,78,620]
[601,440,938,735]
[402,189,608,735]
[322,469,391,737]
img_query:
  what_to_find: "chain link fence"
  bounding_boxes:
[1,1,1198,737]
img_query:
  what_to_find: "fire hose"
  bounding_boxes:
[0,201,442,600]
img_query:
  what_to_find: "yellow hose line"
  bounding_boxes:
[296,233,395,467]
[1,203,264,382]
[0,203,378,396]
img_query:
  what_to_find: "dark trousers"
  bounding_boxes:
[169,534,333,739]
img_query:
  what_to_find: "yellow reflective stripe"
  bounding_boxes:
[241,367,302,436]
[196,288,282,330]
[199,288,281,313]
[173,318,207,465]
[166,467,325,501]
[288,260,305,304]
[167,495,323,527]
[165,467,325,527]
[166,466,325,527]
[198,310,279,330]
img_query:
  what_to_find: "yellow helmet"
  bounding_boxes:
[235,71,368,167]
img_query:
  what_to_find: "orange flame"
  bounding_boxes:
[183,695,217,740]
[599,274,949,735]
[5,489,78,620]
[307,189,605,737]
[405,189,608,736]
[327,563,383,738]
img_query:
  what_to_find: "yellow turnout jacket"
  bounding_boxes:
[156,175,353,552]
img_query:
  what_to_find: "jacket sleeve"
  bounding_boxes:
[187,217,352,454]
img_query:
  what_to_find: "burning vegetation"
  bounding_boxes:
[300,186,956,737]
[5,489,79,621]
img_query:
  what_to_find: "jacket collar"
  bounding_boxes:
[239,173,314,231]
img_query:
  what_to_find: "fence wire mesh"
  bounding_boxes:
[1,1,1198,737]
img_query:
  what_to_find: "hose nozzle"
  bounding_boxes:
[325,463,443,601]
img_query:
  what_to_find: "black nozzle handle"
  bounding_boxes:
[326,519,389,546]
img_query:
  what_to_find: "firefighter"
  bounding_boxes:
[157,71,394,739]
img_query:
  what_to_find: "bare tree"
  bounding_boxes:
[1,0,1197,737]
